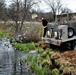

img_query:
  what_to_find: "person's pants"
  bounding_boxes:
[43,27,47,37]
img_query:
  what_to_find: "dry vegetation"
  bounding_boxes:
[0,21,43,42]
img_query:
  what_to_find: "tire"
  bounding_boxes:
[68,27,74,38]
[73,41,76,50]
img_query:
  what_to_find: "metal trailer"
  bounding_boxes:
[42,24,76,50]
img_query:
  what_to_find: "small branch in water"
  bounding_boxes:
[14,61,16,73]
[19,59,23,73]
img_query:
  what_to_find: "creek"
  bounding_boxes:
[0,38,34,75]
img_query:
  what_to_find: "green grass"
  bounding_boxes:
[0,31,12,38]
[0,30,13,38]
[24,55,33,62]
[25,55,51,75]
[12,42,38,52]
[0,31,6,37]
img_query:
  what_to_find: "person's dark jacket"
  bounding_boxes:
[42,19,48,26]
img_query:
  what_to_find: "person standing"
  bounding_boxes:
[41,17,48,37]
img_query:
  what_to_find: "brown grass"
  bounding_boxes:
[0,21,44,42]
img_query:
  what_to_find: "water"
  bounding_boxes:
[0,38,34,75]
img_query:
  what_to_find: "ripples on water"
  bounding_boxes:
[0,38,34,75]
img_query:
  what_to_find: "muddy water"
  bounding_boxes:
[0,38,34,75]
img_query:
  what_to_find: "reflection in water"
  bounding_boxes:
[0,38,14,75]
[0,38,34,75]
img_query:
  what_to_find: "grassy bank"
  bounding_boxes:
[23,48,75,75]
[12,42,39,52]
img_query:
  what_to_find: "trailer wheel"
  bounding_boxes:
[60,42,72,50]
[68,28,74,38]
[73,41,76,50]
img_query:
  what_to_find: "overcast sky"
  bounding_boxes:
[5,0,76,12]
[62,0,76,12]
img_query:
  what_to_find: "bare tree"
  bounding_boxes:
[8,0,37,34]
[0,0,8,24]
[61,7,72,13]
[20,0,38,31]
[44,0,62,21]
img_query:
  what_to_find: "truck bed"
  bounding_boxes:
[42,36,76,46]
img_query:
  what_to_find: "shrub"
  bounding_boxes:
[0,31,6,37]
[41,66,51,75]
[19,23,43,43]
[40,51,47,58]
[51,68,59,75]
[37,47,44,54]
[59,65,65,74]
[41,59,52,68]
[54,60,60,69]
[63,67,71,75]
